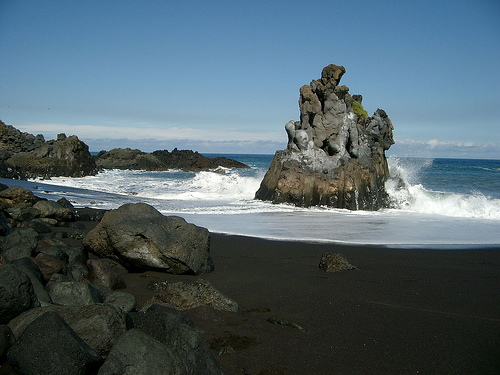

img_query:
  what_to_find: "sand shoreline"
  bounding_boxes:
[2,199,499,374]
[119,232,500,374]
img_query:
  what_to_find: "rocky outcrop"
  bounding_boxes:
[95,147,249,172]
[82,203,214,275]
[0,186,226,373]
[318,253,357,273]
[0,121,97,179]
[7,311,103,375]
[148,279,239,312]
[255,64,394,210]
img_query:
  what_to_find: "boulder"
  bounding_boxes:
[0,263,39,324]
[32,252,69,281]
[97,328,185,375]
[37,244,70,263]
[7,311,102,375]
[130,303,195,342]
[0,185,39,209]
[255,64,394,210]
[0,228,39,261]
[69,303,132,357]
[318,253,357,273]
[33,200,74,221]
[130,303,223,374]
[82,203,214,275]
[6,206,41,221]
[11,257,52,306]
[64,245,90,277]
[57,197,74,208]
[8,305,78,339]
[20,219,52,234]
[0,211,10,236]
[0,325,14,361]
[148,279,239,312]
[46,276,103,306]
[103,290,137,313]
[86,258,127,290]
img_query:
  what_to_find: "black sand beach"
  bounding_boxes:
[2,206,499,374]
[120,233,500,374]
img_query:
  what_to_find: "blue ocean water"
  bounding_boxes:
[1,155,499,247]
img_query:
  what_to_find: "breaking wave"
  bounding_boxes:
[386,156,500,220]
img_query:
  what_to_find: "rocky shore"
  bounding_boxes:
[1,182,499,374]
[0,183,236,374]
[93,148,249,172]
[256,64,394,210]
[0,120,249,180]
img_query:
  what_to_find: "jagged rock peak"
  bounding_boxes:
[255,64,395,210]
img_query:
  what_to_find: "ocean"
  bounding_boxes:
[1,155,499,248]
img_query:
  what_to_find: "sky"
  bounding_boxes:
[1,0,499,158]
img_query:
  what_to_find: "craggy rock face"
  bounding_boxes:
[255,64,394,210]
[82,203,214,275]
[0,121,97,179]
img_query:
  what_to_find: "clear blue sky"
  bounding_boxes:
[1,0,499,158]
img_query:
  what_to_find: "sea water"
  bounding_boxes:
[1,155,499,248]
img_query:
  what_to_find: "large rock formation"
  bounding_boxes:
[255,64,394,210]
[0,121,97,179]
[94,148,249,172]
[0,187,225,373]
[82,203,214,275]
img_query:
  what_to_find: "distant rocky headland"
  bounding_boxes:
[94,148,249,172]
[0,120,248,179]
[255,64,394,210]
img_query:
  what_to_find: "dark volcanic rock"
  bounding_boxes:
[0,188,224,374]
[0,120,97,179]
[0,185,40,209]
[148,279,239,312]
[318,253,357,273]
[0,263,40,324]
[0,120,45,154]
[130,303,223,374]
[255,64,394,210]
[82,203,214,274]
[97,328,185,375]
[7,311,102,375]
[95,147,249,172]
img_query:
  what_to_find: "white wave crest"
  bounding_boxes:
[386,156,500,220]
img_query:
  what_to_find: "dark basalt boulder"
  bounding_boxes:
[82,203,214,275]
[7,311,103,375]
[95,147,249,172]
[0,120,97,179]
[255,64,394,210]
[129,303,223,375]
[0,189,225,373]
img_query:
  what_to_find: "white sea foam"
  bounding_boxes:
[13,155,498,246]
[386,156,500,220]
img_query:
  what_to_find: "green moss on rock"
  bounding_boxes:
[352,101,368,119]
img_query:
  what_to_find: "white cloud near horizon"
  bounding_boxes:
[16,122,284,142]
[388,139,500,159]
[13,122,499,159]
[15,122,287,154]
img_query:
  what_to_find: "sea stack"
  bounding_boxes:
[255,64,394,210]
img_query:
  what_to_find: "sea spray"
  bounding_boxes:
[386,156,500,220]
[8,154,498,246]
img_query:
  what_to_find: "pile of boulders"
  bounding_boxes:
[0,120,97,179]
[0,183,225,374]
